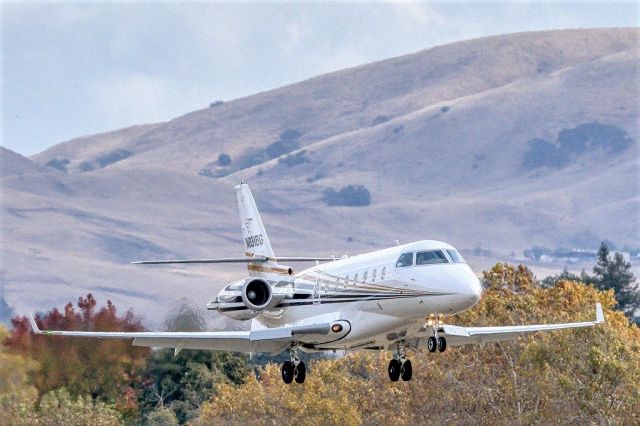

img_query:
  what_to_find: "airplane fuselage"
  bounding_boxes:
[209,240,482,352]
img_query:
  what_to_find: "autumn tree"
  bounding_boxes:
[4,294,149,406]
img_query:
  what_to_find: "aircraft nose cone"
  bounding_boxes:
[463,268,482,307]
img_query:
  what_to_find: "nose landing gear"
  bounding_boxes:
[281,345,306,384]
[388,343,413,382]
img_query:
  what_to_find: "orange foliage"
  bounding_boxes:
[4,294,149,407]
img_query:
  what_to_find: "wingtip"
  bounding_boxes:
[595,303,605,324]
[28,313,42,334]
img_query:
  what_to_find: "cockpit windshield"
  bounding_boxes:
[416,250,449,265]
[446,249,466,263]
[395,252,413,268]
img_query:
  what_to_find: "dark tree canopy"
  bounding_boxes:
[592,242,639,318]
[541,242,639,322]
[217,153,231,166]
[137,349,248,423]
[323,185,371,207]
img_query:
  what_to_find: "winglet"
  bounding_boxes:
[28,314,42,334]
[595,303,605,324]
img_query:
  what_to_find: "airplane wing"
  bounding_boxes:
[417,303,605,347]
[27,314,348,355]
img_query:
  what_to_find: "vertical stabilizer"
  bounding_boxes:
[234,184,280,276]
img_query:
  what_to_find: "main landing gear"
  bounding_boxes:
[281,345,306,384]
[426,314,447,354]
[388,343,413,382]
[427,335,447,353]
[387,325,447,382]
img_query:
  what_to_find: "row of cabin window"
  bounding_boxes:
[396,249,465,268]
[340,267,387,286]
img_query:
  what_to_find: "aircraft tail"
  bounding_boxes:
[132,183,333,272]
[234,183,282,277]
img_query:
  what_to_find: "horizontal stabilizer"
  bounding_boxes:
[132,257,269,265]
[275,257,335,262]
[132,256,335,265]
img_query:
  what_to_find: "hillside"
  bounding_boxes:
[2,28,638,324]
[0,147,45,177]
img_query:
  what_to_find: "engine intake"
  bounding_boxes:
[241,279,273,311]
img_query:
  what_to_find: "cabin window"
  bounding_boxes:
[396,252,413,268]
[416,250,449,265]
[363,271,368,282]
[372,269,377,282]
[344,276,349,288]
[354,273,358,283]
[381,267,386,280]
[446,249,466,263]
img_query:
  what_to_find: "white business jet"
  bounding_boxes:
[29,183,604,384]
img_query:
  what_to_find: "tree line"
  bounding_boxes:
[1,246,638,424]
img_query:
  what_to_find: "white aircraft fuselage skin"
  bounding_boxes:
[209,240,481,352]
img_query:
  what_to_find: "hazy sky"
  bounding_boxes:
[2,1,638,156]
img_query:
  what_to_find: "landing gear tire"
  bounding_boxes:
[427,336,437,353]
[294,362,306,384]
[388,359,401,381]
[437,336,447,353]
[281,361,295,384]
[400,359,412,381]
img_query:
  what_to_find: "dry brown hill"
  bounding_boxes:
[2,28,638,325]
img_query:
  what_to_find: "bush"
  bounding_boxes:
[521,138,569,169]
[323,185,371,207]
[217,153,231,166]
[233,130,303,171]
[137,349,249,423]
[78,161,95,172]
[280,129,301,141]
[209,100,224,108]
[558,122,633,154]
[265,139,300,159]
[522,122,634,170]
[45,158,70,172]
[96,149,133,168]
[371,115,390,126]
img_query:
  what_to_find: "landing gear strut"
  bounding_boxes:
[281,345,306,384]
[427,314,447,353]
[388,343,412,382]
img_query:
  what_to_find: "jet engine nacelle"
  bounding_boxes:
[242,278,274,311]
[209,277,287,320]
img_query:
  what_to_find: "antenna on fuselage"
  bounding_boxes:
[395,240,400,246]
